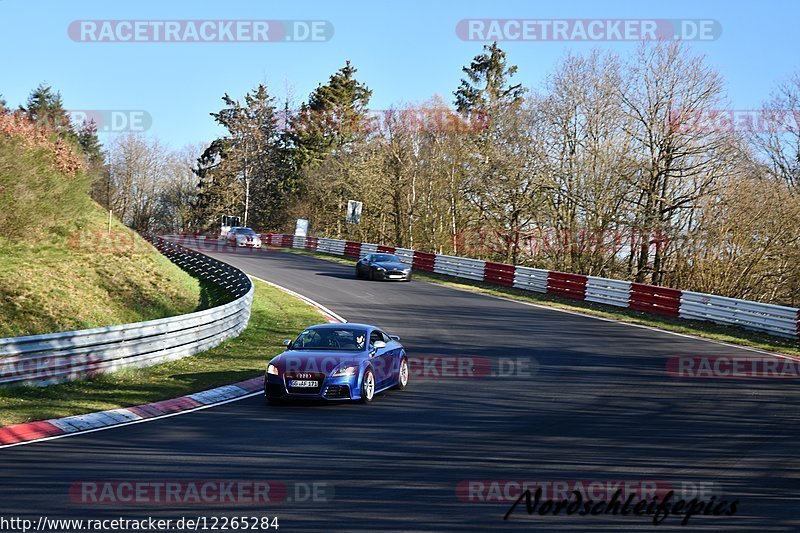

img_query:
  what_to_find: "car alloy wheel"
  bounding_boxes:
[397,357,409,390]
[361,368,375,403]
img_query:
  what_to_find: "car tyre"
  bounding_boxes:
[360,368,375,403]
[396,357,409,390]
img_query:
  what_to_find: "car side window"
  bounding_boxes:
[369,331,380,346]
[373,330,390,343]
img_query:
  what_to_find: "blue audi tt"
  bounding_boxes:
[264,323,410,404]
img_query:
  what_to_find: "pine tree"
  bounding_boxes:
[454,42,526,116]
[22,83,76,139]
[76,119,104,166]
[291,61,373,169]
[192,84,298,231]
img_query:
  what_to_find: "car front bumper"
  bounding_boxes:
[372,270,411,281]
[265,373,359,401]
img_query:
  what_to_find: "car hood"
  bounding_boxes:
[374,261,408,270]
[271,350,365,374]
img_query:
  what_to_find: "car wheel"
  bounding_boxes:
[360,368,375,403]
[368,268,374,281]
[396,357,409,390]
[355,267,362,279]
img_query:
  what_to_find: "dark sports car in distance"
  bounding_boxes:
[264,323,410,403]
[355,253,412,281]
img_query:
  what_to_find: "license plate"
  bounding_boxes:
[289,380,318,388]
[389,274,402,278]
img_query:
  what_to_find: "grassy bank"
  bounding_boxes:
[0,278,324,426]
[281,247,800,357]
[0,134,205,337]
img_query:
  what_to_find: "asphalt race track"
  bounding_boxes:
[2,246,800,531]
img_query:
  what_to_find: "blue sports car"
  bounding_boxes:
[264,323,410,403]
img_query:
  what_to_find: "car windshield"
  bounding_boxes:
[291,328,368,351]
[237,229,256,236]
[372,254,400,263]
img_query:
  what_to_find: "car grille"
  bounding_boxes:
[285,372,325,394]
[324,385,351,399]
[387,270,406,276]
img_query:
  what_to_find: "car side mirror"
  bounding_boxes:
[389,335,400,341]
[282,339,292,347]
[372,340,386,350]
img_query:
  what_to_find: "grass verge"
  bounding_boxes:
[0,278,324,426]
[0,133,208,337]
[281,247,800,357]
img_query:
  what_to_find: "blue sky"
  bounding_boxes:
[2,0,797,149]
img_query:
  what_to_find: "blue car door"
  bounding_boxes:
[369,330,394,388]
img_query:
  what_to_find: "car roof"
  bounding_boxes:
[306,323,373,329]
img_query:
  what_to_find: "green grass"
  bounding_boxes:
[0,279,324,426]
[0,133,207,337]
[0,212,205,338]
[281,247,800,357]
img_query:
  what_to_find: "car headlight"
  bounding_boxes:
[331,365,357,377]
[267,364,279,375]
[375,266,385,271]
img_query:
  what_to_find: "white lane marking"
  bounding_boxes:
[249,275,348,324]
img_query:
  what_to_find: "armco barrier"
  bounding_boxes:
[484,262,515,287]
[585,277,632,308]
[630,283,681,317]
[413,251,436,272]
[318,237,345,256]
[360,243,378,258]
[680,291,798,336]
[514,266,549,293]
[266,233,800,339]
[0,235,253,387]
[435,255,485,281]
[547,271,587,299]
[344,241,362,259]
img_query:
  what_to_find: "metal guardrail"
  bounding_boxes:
[266,233,800,339]
[0,235,253,387]
[680,291,798,337]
